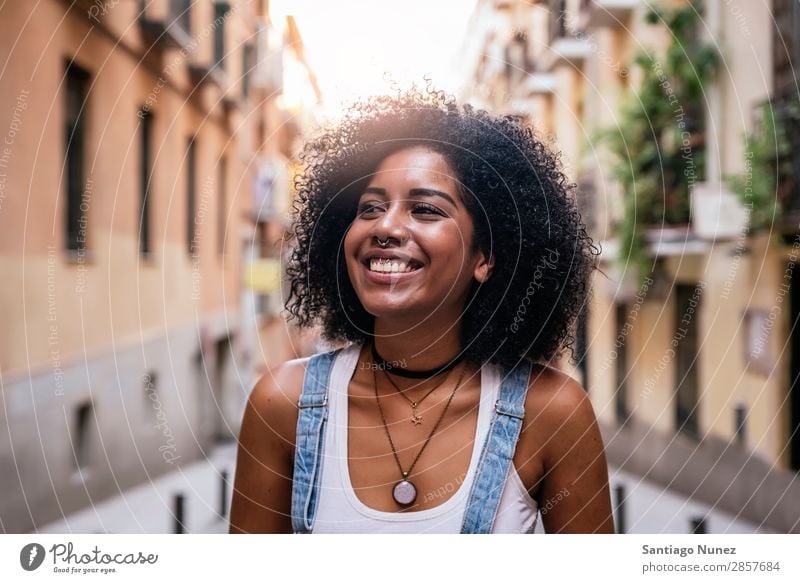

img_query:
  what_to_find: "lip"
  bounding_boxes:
[361,262,424,285]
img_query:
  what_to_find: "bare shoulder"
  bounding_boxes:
[228,356,311,533]
[521,362,604,467]
[524,362,592,416]
[521,362,614,533]
[246,356,311,456]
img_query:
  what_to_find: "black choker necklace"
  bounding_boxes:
[370,342,465,379]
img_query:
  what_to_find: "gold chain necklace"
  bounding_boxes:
[382,366,452,426]
[372,362,467,506]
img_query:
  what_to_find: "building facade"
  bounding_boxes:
[0,0,316,533]
[461,0,800,533]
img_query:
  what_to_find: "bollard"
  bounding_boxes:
[220,470,229,518]
[173,493,185,534]
[734,404,747,445]
[614,484,626,534]
[691,516,707,534]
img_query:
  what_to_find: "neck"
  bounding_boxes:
[370,317,464,374]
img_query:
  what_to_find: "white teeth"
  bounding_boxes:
[368,258,419,273]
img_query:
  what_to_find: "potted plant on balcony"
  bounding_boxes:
[598,0,719,287]
[726,99,797,238]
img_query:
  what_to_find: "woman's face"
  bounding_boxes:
[343,146,494,325]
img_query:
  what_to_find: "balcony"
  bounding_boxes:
[188,62,229,91]
[579,0,639,29]
[541,36,591,70]
[690,182,749,241]
[773,96,800,235]
[251,22,284,95]
[186,62,235,113]
[539,0,591,71]
[138,0,193,52]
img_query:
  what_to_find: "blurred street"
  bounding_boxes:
[36,450,773,534]
[38,442,237,534]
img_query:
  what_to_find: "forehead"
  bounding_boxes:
[367,146,460,192]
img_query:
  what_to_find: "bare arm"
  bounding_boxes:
[537,375,615,534]
[229,362,304,534]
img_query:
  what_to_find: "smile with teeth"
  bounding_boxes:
[368,258,422,273]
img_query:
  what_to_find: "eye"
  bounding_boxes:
[356,201,384,215]
[413,202,445,216]
[355,200,446,218]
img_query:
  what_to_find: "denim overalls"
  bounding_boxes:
[290,346,532,534]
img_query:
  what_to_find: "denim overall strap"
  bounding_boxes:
[290,349,339,534]
[460,361,532,534]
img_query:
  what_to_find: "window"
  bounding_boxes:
[615,303,631,424]
[186,137,197,256]
[217,157,226,256]
[788,263,800,470]
[65,60,91,253]
[257,117,266,150]
[773,0,800,231]
[213,2,231,70]
[674,284,702,437]
[241,42,255,99]
[773,0,800,99]
[549,0,568,40]
[139,108,153,257]
[170,0,191,35]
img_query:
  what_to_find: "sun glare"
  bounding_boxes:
[270,0,478,120]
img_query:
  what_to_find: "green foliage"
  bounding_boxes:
[598,0,719,285]
[726,100,797,234]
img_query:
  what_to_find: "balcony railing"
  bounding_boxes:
[773,0,800,233]
[139,0,193,51]
[772,95,800,234]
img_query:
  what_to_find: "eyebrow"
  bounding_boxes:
[361,186,458,207]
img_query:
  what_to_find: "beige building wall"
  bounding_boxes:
[0,0,302,532]
[0,1,246,378]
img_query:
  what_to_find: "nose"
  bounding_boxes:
[371,200,410,243]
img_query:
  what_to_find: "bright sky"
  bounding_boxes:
[271,0,478,119]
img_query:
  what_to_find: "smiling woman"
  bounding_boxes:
[229,85,613,534]
[344,147,493,330]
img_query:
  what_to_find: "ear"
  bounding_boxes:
[473,252,495,283]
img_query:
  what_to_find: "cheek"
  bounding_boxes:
[429,224,473,260]
[343,223,360,257]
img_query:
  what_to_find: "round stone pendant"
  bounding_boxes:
[392,479,417,505]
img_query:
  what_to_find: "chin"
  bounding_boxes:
[361,300,428,321]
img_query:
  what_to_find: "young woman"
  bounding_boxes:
[229,87,614,534]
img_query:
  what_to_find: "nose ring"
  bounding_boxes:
[376,237,391,248]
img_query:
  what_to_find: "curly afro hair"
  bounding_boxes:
[283,85,600,373]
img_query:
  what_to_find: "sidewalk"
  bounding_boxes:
[36,442,238,534]
[35,446,773,534]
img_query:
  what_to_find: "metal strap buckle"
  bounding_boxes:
[298,393,328,409]
[495,399,524,420]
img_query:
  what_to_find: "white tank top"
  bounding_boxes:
[311,343,540,533]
